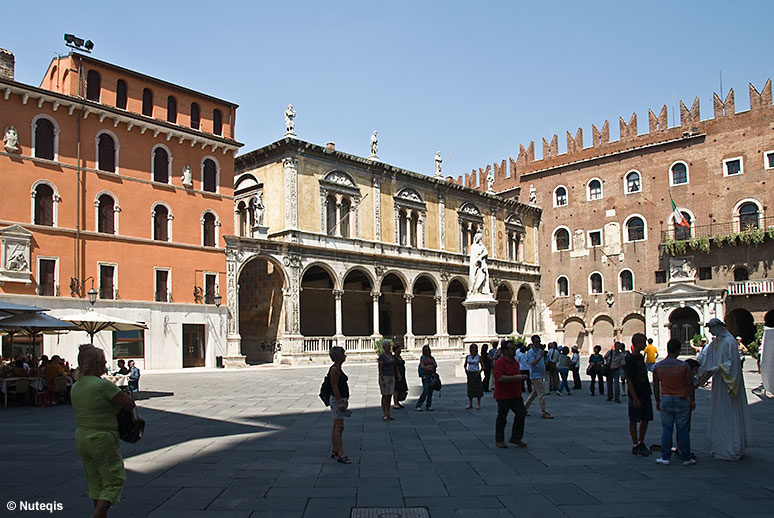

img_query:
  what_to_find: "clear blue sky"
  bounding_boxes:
[5,1,773,178]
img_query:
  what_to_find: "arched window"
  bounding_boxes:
[739,202,760,229]
[152,146,170,183]
[167,96,177,123]
[674,211,692,240]
[734,267,749,281]
[587,178,603,200]
[236,200,248,237]
[202,212,216,246]
[326,195,337,235]
[97,132,116,173]
[556,276,569,297]
[625,215,646,242]
[153,204,170,241]
[213,109,222,135]
[97,194,115,234]
[340,198,351,238]
[625,171,641,194]
[34,183,54,226]
[670,162,688,186]
[86,70,101,101]
[33,117,56,160]
[142,88,153,116]
[554,186,568,207]
[116,79,127,109]
[554,227,570,251]
[202,158,218,192]
[190,103,200,130]
[589,272,604,294]
[619,270,634,292]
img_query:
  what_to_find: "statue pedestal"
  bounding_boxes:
[251,225,269,239]
[462,293,498,347]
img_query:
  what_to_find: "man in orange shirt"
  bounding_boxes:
[644,338,659,374]
[653,338,696,466]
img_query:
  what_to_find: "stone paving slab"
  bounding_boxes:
[0,359,773,517]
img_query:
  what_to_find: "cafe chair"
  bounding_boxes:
[53,376,69,405]
[9,379,30,406]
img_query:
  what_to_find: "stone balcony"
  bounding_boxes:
[727,279,774,296]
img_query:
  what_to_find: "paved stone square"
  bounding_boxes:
[1,359,773,518]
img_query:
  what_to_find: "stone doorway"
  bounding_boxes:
[669,307,700,354]
[239,257,285,363]
[725,308,756,345]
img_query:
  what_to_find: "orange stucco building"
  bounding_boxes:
[0,49,242,369]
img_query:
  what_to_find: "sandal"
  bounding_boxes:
[541,412,554,419]
[335,455,351,464]
[330,451,338,458]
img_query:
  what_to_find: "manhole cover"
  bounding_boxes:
[351,508,429,518]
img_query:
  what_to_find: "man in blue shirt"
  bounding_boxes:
[524,335,553,419]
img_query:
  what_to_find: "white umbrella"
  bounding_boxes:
[57,309,147,344]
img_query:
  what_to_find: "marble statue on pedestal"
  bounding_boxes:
[469,231,492,296]
[529,184,537,204]
[250,193,265,227]
[434,151,442,178]
[369,131,379,158]
[486,171,495,194]
[284,105,296,136]
[3,126,19,153]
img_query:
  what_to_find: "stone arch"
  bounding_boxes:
[592,314,616,349]
[562,316,587,352]
[669,307,701,353]
[495,283,514,335]
[238,255,287,364]
[378,272,407,342]
[301,262,340,290]
[516,284,535,335]
[300,265,336,336]
[235,173,261,193]
[621,313,646,346]
[447,277,467,336]
[412,274,437,336]
[342,267,374,336]
[725,307,756,345]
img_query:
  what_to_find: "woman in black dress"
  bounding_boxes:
[392,344,408,409]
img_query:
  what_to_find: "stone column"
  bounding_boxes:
[371,292,381,337]
[490,207,497,258]
[434,296,442,336]
[283,157,299,230]
[418,211,425,248]
[511,301,518,335]
[335,195,343,237]
[405,293,414,337]
[333,289,344,336]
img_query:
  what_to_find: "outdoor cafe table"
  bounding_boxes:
[1,377,44,407]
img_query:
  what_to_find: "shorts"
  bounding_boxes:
[646,363,655,372]
[379,375,395,396]
[329,396,350,419]
[628,394,654,422]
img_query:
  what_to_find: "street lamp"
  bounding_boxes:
[214,293,222,308]
[70,276,97,305]
[87,287,98,306]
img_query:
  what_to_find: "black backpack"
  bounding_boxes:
[319,373,332,406]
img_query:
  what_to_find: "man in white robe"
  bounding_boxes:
[760,310,774,394]
[697,318,753,460]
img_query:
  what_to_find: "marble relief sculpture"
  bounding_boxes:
[3,125,19,153]
[181,166,193,188]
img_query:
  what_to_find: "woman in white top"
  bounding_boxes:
[464,343,483,409]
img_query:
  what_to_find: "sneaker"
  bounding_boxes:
[682,459,697,466]
[495,442,508,448]
[415,407,423,412]
[567,392,572,396]
[615,398,621,403]
[426,407,433,412]
[556,392,563,396]
[632,442,650,456]
[606,397,613,401]
[656,458,671,466]
[509,439,528,448]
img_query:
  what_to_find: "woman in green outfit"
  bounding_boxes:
[71,345,135,518]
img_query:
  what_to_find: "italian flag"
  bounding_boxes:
[671,195,690,227]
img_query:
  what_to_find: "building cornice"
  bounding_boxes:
[236,138,541,216]
[0,77,243,155]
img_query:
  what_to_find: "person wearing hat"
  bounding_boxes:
[696,318,753,460]
[570,345,582,390]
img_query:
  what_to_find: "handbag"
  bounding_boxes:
[431,373,442,392]
[117,407,145,443]
[319,373,332,406]
[601,363,610,377]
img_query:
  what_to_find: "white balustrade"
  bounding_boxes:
[728,279,774,296]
